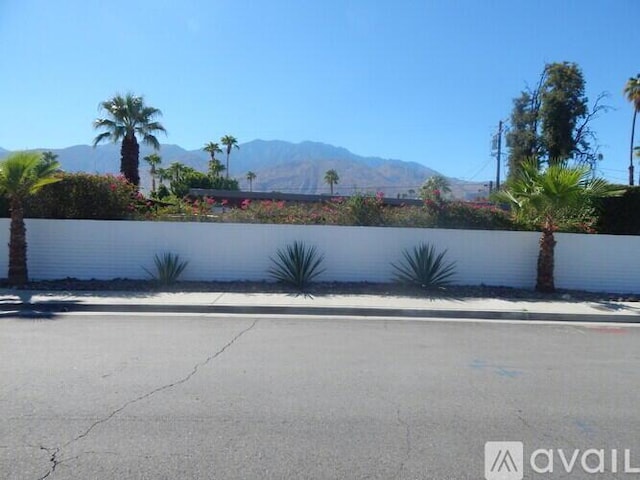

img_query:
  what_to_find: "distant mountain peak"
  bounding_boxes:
[0,139,489,199]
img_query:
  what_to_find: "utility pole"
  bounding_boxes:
[491,120,504,190]
[496,120,503,190]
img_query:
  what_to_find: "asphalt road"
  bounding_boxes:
[1,313,639,480]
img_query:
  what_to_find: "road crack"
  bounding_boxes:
[34,319,258,479]
[36,446,60,480]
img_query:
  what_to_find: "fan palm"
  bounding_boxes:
[420,174,452,200]
[203,142,224,178]
[143,153,162,195]
[0,152,61,285]
[624,74,640,185]
[495,159,619,293]
[220,135,239,179]
[324,169,339,195]
[246,171,256,192]
[92,93,166,187]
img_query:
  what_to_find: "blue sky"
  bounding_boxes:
[0,0,637,183]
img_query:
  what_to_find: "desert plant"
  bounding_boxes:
[143,252,189,286]
[268,241,325,290]
[392,243,456,288]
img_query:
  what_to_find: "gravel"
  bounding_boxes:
[2,278,637,303]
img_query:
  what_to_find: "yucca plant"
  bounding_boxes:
[392,243,456,288]
[268,241,326,291]
[143,252,189,286]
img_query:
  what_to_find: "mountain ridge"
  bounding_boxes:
[0,140,488,198]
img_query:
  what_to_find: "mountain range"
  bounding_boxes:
[0,140,489,199]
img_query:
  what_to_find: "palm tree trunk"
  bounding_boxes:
[330,182,334,195]
[8,196,28,285]
[631,108,637,186]
[121,136,140,186]
[225,152,230,180]
[536,224,556,293]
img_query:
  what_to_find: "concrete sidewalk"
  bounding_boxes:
[1,289,640,323]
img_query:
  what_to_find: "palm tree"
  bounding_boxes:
[156,167,168,185]
[41,151,58,167]
[495,159,618,293]
[164,162,191,184]
[163,162,195,197]
[143,153,162,195]
[220,135,239,179]
[92,93,166,187]
[203,141,223,177]
[0,152,61,285]
[420,175,452,200]
[246,171,257,192]
[624,75,640,185]
[324,169,339,195]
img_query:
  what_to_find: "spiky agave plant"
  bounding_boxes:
[391,243,456,288]
[268,241,326,291]
[143,252,189,286]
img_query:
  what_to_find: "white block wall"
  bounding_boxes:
[0,219,637,292]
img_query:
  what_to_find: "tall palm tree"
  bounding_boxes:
[203,142,223,177]
[220,135,239,179]
[92,93,166,187]
[624,74,640,185]
[246,171,256,192]
[143,153,162,195]
[495,159,618,293]
[0,152,61,285]
[324,169,339,195]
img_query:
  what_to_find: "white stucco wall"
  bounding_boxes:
[0,219,637,292]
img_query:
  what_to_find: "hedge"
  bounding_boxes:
[24,173,137,220]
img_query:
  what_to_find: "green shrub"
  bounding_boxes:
[268,241,325,291]
[381,205,436,228]
[209,177,239,191]
[143,252,189,286]
[172,173,239,198]
[25,173,138,220]
[0,195,9,218]
[342,192,384,226]
[425,199,516,230]
[392,242,456,288]
[594,186,640,235]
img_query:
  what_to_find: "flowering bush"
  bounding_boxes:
[426,199,516,230]
[156,194,519,230]
[26,173,141,220]
[342,192,385,226]
[222,199,341,225]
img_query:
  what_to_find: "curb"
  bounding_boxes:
[2,301,639,323]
